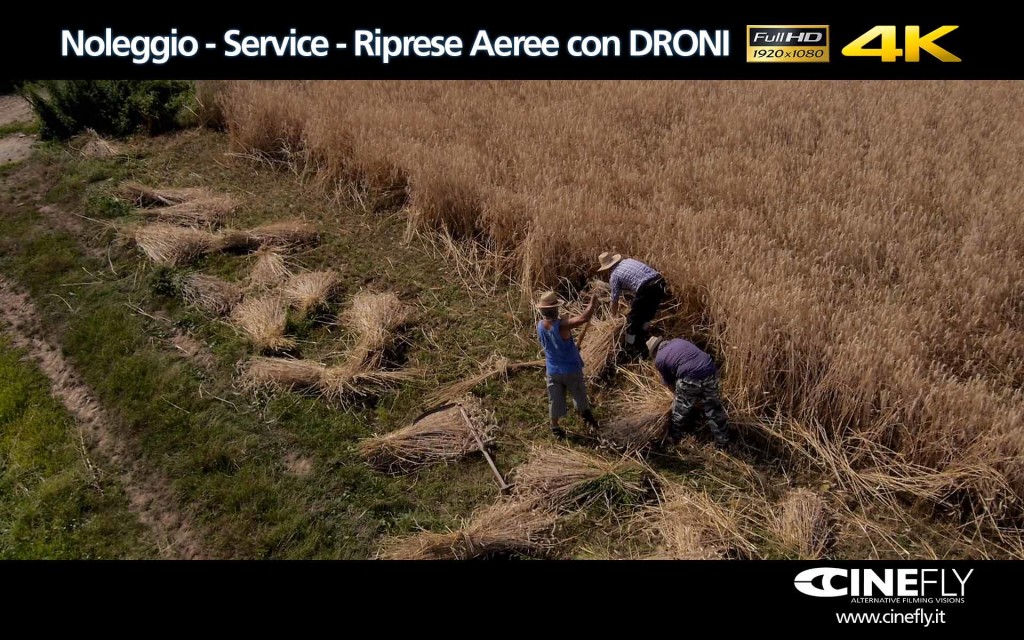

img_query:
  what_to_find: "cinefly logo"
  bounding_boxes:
[794,568,973,598]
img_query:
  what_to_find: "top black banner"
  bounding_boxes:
[1,9,1018,79]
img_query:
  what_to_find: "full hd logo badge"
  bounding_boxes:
[746,25,829,62]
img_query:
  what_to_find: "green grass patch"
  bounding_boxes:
[0,337,156,558]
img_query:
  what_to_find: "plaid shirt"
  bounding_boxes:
[609,259,660,303]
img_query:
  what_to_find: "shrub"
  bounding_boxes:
[22,80,192,140]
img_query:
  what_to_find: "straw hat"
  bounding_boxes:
[646,336,665,356]
[597,252,623,272]
[535,291,562,309]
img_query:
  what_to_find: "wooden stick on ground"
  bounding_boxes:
[459,403,511,492]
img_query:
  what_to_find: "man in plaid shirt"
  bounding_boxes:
[597,252,668,357]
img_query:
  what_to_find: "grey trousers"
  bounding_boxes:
[546,370,590,419]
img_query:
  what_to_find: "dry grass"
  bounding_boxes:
[119,182,210,207]
[230,296,294,352]
[581,315,625,381]
[281,270,340,314]
[247,249,292,289]
[218,80,1024,537]
[142,195,236,228]
[180,274,243,316]
[359,397,494,473]
[644,485,763,560]
[773,488,832,559]
[379,499,558,560]
[601,364,674,452]
[512,445,657,512]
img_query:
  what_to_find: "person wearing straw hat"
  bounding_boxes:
[536,291,600,439]
[647,335,730,449]
[597,252,668,358]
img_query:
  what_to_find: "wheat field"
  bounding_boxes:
[218,81,1024,529]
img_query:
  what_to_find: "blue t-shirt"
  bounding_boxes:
[537,319,584,375]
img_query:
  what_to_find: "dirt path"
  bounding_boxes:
[0,277,208,559]
[0,95,32,126]
[0,95,36,164]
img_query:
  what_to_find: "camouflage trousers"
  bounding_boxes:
[671,374,729,444]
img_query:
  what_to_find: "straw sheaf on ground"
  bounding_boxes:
[358,397,495,474]
[130,220,319,266]
[644,485,764,560]
[230,296,294,352]
[180,274,243,316]
[247,249,291,289]
[773,488,832,560]
[512,445,658,512]
[218,81,1024,526]
[601,364,674,452]
[281,270,341,315]
[379,499,558,560]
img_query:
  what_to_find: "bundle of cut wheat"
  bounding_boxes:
[133,224,218,266]
[379,499,558,560]
[282,270,340,315]
[644,485,759,560]
[773,488,832,559]
[340,291,411,368]
[512,445,656,512]
[581,315,625,381]
[119,182,211,207]
[601,364,674,452]
[359,397,494,473]
[248,220,320,248]
[242,357,326,393]
[180,274,243,316]
[247,249,292,289]
[231,296,295,352]
[144,195,235,228]
[241,356,414,402]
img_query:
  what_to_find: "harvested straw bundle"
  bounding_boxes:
[318,367,417,402]
[133,224,217,266]
[601,365,674,452]
[340,291,412,369]
[282,270,340,315]
[248,220,320,248]
[380,499,558,560]
[581,315,625,381]
[231,296,295,352]
[247,250,291,289]
[242,357,326,393]
[241,357,414,401]
[180,274,243,316]
[359,397,494,474]
[512,445,657,511]
[644,486,758,560]
[119,181,210,207]
[774,488,831,559]
[143,195,235,228]
[426,356,544,408]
